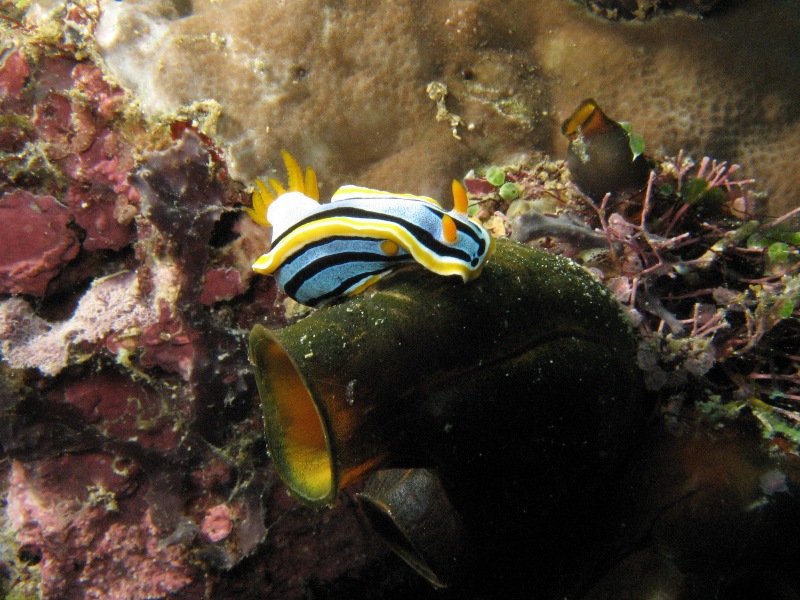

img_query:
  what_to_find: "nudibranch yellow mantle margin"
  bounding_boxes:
[246,152,495,307]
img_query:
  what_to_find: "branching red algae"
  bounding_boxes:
[471,150,800,452]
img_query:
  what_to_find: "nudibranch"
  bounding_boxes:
[247,152,495,307]
[562,98,650,200]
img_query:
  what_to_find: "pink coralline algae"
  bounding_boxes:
[0,271,161,376]
[72,61,127,121]
[60,372,184,451]
[0,50,29,113]
[0,65,387,598]
[200,267,246,305]
[136,299,199,381]
[6,457,196,600]
[1,42,138,273]
[201,504,234,542]
[80,510,197,599]
[0,190,81,296]
[30,81,138,251]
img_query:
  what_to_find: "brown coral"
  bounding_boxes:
[94,0,799,214]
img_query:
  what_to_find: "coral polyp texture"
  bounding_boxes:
[576,0,722,20]
[92,0,798,215]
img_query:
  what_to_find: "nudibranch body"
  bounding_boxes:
[248,152,495,308]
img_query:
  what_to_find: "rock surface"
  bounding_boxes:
[0,10,395,596]
[0,191,81,296]
[94,0,799,215]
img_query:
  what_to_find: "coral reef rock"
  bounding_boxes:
[94,0,553,198]
[537,0,800,216]
[0,11,400,597]
[2,1,799,599]
[93,0,798,215]
[0,191,81,296]
[575,0,723,21]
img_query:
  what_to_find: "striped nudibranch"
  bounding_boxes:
[247,152,495,308]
